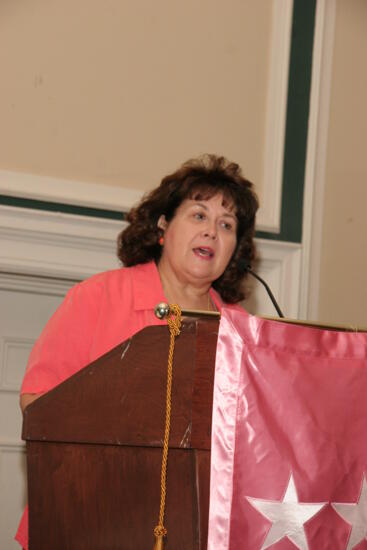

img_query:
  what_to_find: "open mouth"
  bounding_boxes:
[193,247,214,258]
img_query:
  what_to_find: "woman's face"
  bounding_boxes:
[158,193,237,287]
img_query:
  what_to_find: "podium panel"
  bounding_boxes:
[27,443,210,549]
[23,317,219,549]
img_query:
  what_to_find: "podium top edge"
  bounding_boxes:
[261,315,367,333]
[181,308,221,319]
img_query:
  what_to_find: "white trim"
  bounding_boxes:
[1,337,35,392]
[0,204,124,279]
[0,271,75,295]
[0,440,25,451]
[256,0,294,233]
[0,204,303,316]
[248,239,302,319]
[300,0,336,320]
[0,170,143,212]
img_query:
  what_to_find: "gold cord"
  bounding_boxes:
[153,304,182,550]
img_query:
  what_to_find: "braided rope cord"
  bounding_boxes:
[153,304,182,548]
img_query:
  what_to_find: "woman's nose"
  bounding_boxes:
[203,223,217,239]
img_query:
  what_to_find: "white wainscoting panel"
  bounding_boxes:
[1,338,35,391]
[0,275,74,550]
[244,238,302,319]
[0,445,27,550]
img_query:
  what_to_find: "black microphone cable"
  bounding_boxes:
[238,259,285,318]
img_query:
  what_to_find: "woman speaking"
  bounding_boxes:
[16,154,258,548]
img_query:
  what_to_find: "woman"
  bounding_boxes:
[16,154,258,548]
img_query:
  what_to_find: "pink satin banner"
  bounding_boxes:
[208,308,367,550]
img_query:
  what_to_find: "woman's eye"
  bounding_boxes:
[194,212,205,220]
[221,221,233,230]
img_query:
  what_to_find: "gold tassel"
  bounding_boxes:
[153,533,164,550]
[153,525,167,550]
[152,304,181,550]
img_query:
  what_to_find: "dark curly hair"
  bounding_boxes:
[117,154,258,303]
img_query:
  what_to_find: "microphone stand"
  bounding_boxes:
[239,261,285,318]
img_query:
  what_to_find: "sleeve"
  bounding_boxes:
[21,280,101,394]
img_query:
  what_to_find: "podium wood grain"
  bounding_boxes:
[23,317,219,550]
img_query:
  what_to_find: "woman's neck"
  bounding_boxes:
[157,264,213,311]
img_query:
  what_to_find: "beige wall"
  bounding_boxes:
[318,0,367,326]
[0,0,272,195]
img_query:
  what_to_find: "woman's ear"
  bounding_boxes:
[157,215,168,231]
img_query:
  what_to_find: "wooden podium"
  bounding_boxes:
[22,316,220,550]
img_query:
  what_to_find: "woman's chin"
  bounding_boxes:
[183,265,219,285]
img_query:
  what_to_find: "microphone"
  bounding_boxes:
[238,259,285,318]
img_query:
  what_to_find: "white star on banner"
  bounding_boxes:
[332,475,367,550]
[246,473,327,550]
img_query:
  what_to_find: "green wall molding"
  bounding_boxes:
[256,0,316,243]
[0,194,125,221]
